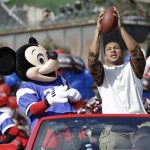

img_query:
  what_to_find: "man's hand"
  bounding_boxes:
[96,10,104,31]
[113,6,123,29]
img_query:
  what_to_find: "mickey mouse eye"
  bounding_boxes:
[39,58,44,64]
[37,54,45,64]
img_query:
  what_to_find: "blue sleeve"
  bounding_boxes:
[16,83,39,115]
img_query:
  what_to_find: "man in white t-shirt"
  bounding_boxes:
[88,7,147,114]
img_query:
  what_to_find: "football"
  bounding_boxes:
[101,6,118,33]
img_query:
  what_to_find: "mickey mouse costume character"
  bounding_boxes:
[0,37,82,132]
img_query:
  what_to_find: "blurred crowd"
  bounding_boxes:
[0,0,101,31]
[40,0,100,26]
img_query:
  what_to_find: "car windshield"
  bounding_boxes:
[32,115,150,150]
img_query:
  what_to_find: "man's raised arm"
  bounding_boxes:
[115,7,146,79]
[88,11,104,86]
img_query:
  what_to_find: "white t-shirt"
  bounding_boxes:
[97,62,147,114]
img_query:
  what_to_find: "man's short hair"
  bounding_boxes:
[104,40,119,48]
[104,40,121,54]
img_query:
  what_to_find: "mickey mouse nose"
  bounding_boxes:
[50,51,58,60]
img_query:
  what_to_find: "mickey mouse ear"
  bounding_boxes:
[29,37,39,44]
[0,47,16,75]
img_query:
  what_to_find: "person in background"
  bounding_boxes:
[0,111,19,144]
[88,7,146,114]
[40,8,55,25]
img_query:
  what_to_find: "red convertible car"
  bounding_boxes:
[26,114,150,150]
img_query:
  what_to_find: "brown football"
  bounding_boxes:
[101,6,118,33]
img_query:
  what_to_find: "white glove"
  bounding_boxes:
[53,85,69,98]
[46,93,68,105]
[46,85,69,105]
[67,88,81,102]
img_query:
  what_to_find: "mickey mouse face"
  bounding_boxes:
[25,45,59,82]
[0,37,59,83]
